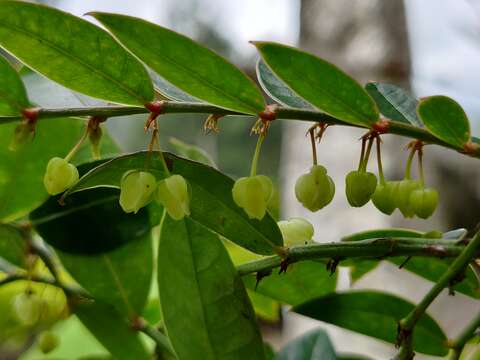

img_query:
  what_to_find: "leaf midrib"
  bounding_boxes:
[0,21,146,104]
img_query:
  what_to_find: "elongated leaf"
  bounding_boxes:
[294,291,447,356]
[30,188,152,315]
[66,151,283,255]
[365,82,421,126]
[348,260,381,283]
[247,289,280,322]
[30,188,151,255]
[275,329,336,360]
[91,12,265,115]
[76,301,150,360]
[0,118,117,222]
[0,1,153,105]
[0,223,26,268]
[417,96,470,147]
[256,59,312,109]
[244,261,337,306]
[0,55,29,115]
[158,216,265,360]
[254,42,379,126]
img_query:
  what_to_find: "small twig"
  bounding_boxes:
[136,318,176,357]
[395,231,480,358]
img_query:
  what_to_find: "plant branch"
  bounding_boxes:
[395,231,480,358]
[1,102,477,158]
[236,237,473,276]
[447,312,480,359]
[137,319,176,357]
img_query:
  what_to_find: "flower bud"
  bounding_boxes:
[38,331,60,354]
[295,165,335,212]
[43,157,79,195]
[119,170,157,214]
[345,170,377,207]
[372,181,399,215]
[410,187,439,219]
[11,291,44,326]
[155,174,190,220]
[278,217,314,246]
[232,175,273,220]
[395,179,422,218]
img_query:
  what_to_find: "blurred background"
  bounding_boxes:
[2,0,480,359]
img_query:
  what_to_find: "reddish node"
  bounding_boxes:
[144,101,165,115]
[372,119,390,134]
[21,107,40,124]
[259,104,278,121]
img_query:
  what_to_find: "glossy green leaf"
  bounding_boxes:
[254,42,379,126]
[158,216,265,360]
[75,301,150,360]
[91,12,265,114]
[341,228,424,242]
[348,260,381,283]
[0,118,116,222]
[417,96,471,147]
[30,189,153,315]
[30,188,150,255]
[0,223,26,268]
[58,234,153,316]
[293,291,447,356]
[275,329,336,360]
[169,137,216,167]
[256,59,313,109]
[66,151,283,255]
[0,55,29,115]
[365,82,421,126]
[244,261,337,306]
[0,1,153,105]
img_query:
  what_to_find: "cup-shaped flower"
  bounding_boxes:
[278,217,314,246]
[119,170,157,214]
[395,179,422,218]
[295,165,335,212]
[155,174,191,220]
[11,291,45,326]
[43,157,79,195]
[410,187,439,219]
[345,170,377,207]
[232,175,273,220]
[372,181,399,215]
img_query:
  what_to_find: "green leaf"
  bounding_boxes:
[348,260,381,283]
[30,189,152,315]
[341,228,423,242]
[91,12,265,114]
[293,291,447,356]
[0,118,116,222]
[158,216,265,360]
[247,289,280,322]
[66,151,283,255]
[256,59,313,109]
[417,95,471,147]
[0,55,29,115]
[30,188,151,255]
[365,82,422,126]
[0,1,153,105]
[75,301,150,360]
[0,223,27,268]
[254,42,379,126]
[275,329,336,360]
[243,261,337,306]
[169,137,216,167]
